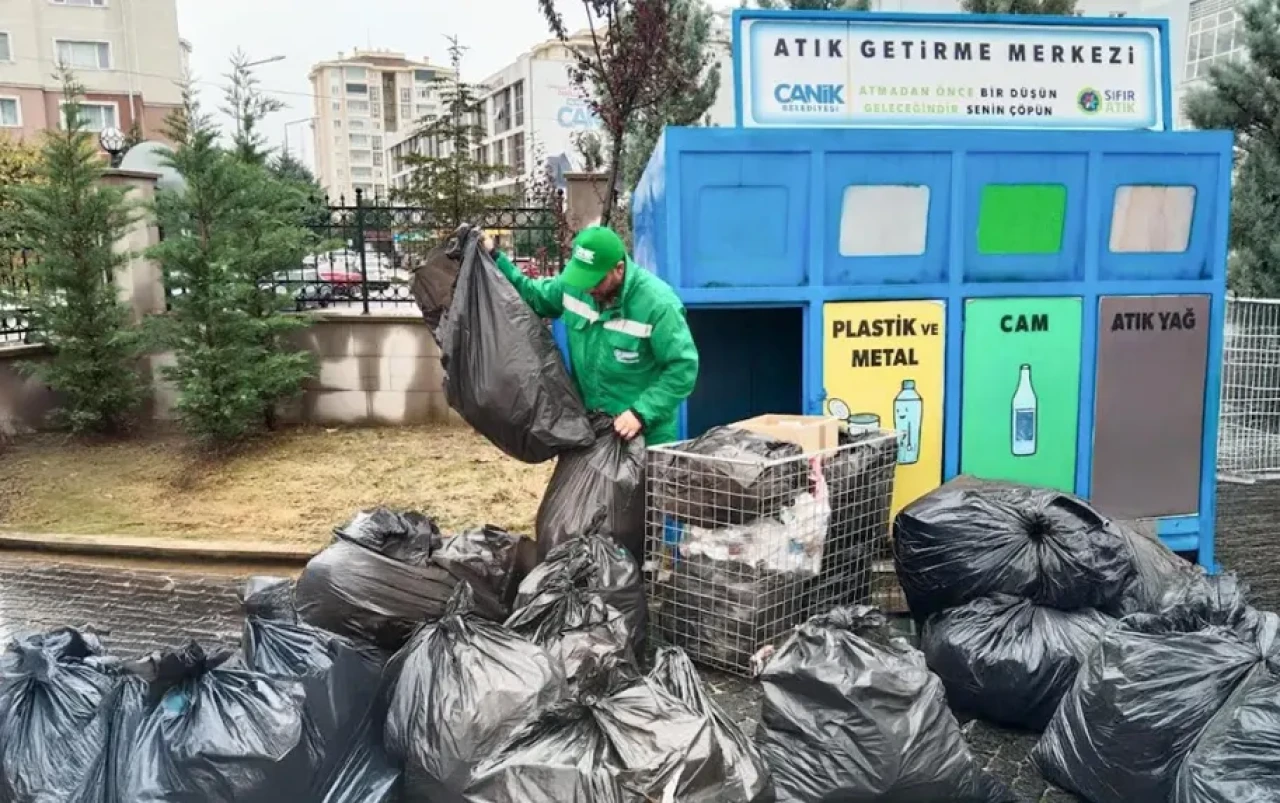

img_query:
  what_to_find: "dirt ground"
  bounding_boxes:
[0,426,552,545]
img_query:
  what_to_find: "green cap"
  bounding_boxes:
[560,225,627,290]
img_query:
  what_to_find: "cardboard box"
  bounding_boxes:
[731,414,841,454]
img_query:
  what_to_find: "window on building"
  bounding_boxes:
[374,184,385,198]
[349,133,370,148]
[352,166,373,179]
[400,87,411,103]
[51,0,108,7]
[371,102,382,117]
[511,132,525,175]
[0,97,20,127]
[331,100,340,113]
[330,82,341,96]
[347,100,369,115]
[0,32,11,62]
[1185,6,1244,82]
[494,138,505,167]
[416,86,431,100]
[344,66,366,80]
[61,101,117,131]
[373,151,383,166]
[400,103,410,121]
[368,85,380,102]
[493,88,512,134]
[346,83,368,95]
[55,39,111,70]
[415,104,432,119]
[513,80,525,127]
[333,119,342,128]
[414,69,435,83]
[372,135,383,150]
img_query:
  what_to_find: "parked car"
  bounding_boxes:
[272,266,362,311]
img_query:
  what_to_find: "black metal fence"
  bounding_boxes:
[270,191,569,315]
[0,247,38,346]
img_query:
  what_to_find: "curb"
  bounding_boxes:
[0,531,315,565]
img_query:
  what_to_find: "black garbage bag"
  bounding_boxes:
[1117,525,1203,615]
[435,225,594,463]
[921,594,1116,731]
[1173,664,1280,803]
[296,507,506,651]
[505,562,635,685]
[517,533,648,655]
[536,412,647,565]
[650,425,806,527]
[68,675,149,803]
[755,606,1014,803]
[648,647,772,803]
[465,656,721,803]
[434,524,525,612]
[241,575,298,622]
[409,228,464,337]
[0,628,118,803]
[817,429,897,605]
[119,642,309,803]
[315,665,403,803]
[384,583,566,803]
[1033,606,1279,803]
[335,507,441,565]
[893,478,1135,619]
[242,595,384,794]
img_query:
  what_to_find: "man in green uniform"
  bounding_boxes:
[483,225,698,445]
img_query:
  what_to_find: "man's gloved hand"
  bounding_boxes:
[613,410,643,441]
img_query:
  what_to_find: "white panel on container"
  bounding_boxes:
[1109,185,1196,253]
[839,185,930,257]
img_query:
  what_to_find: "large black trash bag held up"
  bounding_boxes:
[505,561,636,686]
[436,226,594,463]
[921,594,1116,731]
[536,411,647,565]
[0,628,118,803]
[755,606,1015,803]
[651,425,807,527]
[465,655,722,803]
[409,225,465,338]
[296,507,506,651]
[1033,606,1280,803]
[384,583,567,803]
[1173,664,1280,803]
[434,524,525,612]
[241,592,384,794]
[516,533,648,655]
[893,478,1135,618]
[241,575,298,622]
[119,642,309,803]
[648,647,772,803]
[1117,524,1204,615]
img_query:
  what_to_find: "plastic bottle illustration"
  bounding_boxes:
[1012,363,1038,457]
[893,380,923,465]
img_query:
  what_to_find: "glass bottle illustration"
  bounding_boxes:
[1011,363,1038,457]
[894,380,923,465]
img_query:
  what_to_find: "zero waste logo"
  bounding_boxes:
[1077,88,1101,115]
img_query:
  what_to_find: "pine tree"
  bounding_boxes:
[960,0,1078,13]
[396,37,511,227]
[621,0,721,192]
[223,49,284,168]
[1184,0,1280,297]
[148,85,316,444]
[9,70,143,434]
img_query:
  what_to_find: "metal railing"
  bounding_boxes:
[1218,297,1280,481]
[266,190,569,315]
[0,247,38,347]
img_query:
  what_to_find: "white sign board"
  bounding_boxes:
[737,16,1165,130]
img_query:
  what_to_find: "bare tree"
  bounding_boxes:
[537,0,712,225]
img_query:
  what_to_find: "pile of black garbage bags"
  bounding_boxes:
[893,476,1280,802]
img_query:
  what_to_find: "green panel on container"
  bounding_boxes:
[977,184,1067,254]
[961,297,1083,491]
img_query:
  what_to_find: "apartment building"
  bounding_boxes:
[387,32,604,200]
[309,49,454,202]
[0,0,185,141]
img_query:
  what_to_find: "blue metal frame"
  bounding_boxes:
[730,9,1175,133]
[634,125,1232,567]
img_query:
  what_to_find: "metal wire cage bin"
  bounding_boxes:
[644,427,899,675]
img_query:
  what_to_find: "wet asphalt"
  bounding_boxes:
[0,479,1275,803]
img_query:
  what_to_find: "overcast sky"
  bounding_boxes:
[175,0,740,170]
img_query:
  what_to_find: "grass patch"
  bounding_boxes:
[0,426,552,545]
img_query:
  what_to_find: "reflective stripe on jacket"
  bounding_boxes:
[493,251,699,445]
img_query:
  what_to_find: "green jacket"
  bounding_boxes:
[494,250,699,445]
